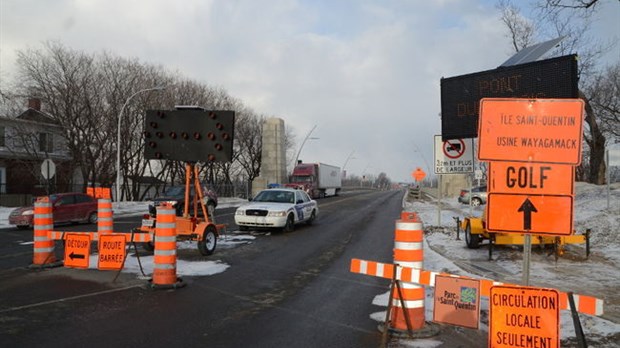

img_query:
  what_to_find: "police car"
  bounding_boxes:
[234,188,318,232]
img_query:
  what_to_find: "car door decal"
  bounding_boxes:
[294,205,304,220]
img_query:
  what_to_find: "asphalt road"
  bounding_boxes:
[0,189,415,347]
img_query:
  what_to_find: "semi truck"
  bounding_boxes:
[285,162,342,199]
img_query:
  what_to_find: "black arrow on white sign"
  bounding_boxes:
[518,198,538,231]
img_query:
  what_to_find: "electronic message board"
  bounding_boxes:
[440,54,578,141]
[144,109,235,163]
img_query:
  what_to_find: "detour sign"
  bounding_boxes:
[489,286,559,348]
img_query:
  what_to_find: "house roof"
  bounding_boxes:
[17,108,59,125]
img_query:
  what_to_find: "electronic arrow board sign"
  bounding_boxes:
[440,54,578,141]
[144,109,235,163]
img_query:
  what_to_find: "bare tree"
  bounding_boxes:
[16,42,101,191]
[497,0,618,183]
[10,41,277,199]
[497,0,537,51]
[539,0,605,11]
[586,63,620,139]
[235,109,265,183]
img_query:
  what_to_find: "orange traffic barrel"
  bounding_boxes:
[97,198,113,236]
[391,216,425,330]
[152,204,184,289]
[31,196,60,267]
[400,211,419,222]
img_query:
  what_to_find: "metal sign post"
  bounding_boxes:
[41,159,56,195]
[522,234,531,286]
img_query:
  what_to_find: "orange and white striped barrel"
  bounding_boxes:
[97,198,113,236]
[400,211,419,222]
[32,196,56,265]
[152,204,178,286]
[391,215,425,330]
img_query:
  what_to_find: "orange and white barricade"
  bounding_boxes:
[31,196,61,267]
[391,213,425,330]
[152,204,184,289]
[97,198,113,237]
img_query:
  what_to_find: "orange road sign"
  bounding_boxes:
[489,286,559,348]
[486,193,573,235]
[412,167,426,181]
[64,233,91,268]
[433,275,480,329]
[98,234,127,270]
[488,162,574,196]
[478,98,584,165]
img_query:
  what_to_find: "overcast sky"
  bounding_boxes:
[1,0,618,182]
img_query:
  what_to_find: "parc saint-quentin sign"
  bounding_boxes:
[440,54,578,141]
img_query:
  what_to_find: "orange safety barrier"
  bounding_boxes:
[391,213,425,330]
[86,187,112,199]
[350,258,605,317]
[400,211,420,222]
[152,204,183,288]
[48,231,152,243]
[32,197,57,266]
[97,198,113,237]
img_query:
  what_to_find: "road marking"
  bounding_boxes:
[0,284,143,313]
[197,282,378,335]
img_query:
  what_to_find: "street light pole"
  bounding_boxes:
[294,125,318,166]
[412,141,432,187]
[116,86,166,202]
[342,150,356,172]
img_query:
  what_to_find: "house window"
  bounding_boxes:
[0,126,5,147]
[39,132,53,153]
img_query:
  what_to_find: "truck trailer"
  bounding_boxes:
[285,162,342,199]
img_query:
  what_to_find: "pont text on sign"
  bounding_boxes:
[440,54,578,140]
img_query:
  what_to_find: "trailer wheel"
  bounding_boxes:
[471,197,482,207]
[465,222,481,249]
[198,225,217,256]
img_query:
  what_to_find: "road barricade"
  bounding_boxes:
[151,204,185,289]
[29,196,186,290]
[97,198,113,236]
[391,213,425,330]
[30,197,61,268]
[350,258,604,317]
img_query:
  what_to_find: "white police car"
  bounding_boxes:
[235,188,318,232]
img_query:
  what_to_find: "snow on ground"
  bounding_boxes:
[376,182,620,346]
[2,184,619,345]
